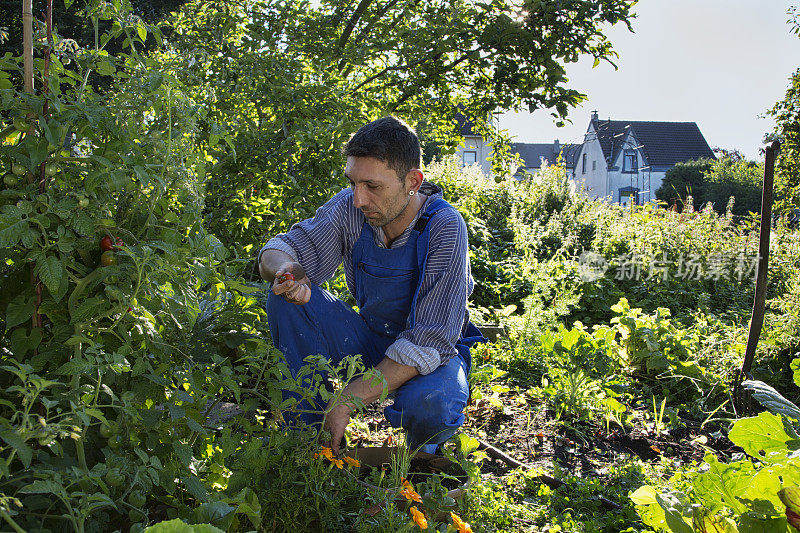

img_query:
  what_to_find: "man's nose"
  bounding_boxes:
[352,186,366,208]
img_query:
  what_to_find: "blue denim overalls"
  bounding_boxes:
[267,198,486,451]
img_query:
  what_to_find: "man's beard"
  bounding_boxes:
[365,195,412,228]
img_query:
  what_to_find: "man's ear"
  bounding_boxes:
[406,169,424,193]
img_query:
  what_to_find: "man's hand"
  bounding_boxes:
[258,249,311,305]
[322,357,420,455]
[323,402,353,456]
[272,262,312,305]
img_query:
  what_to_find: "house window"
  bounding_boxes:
[623,150,637,173]
[582,153,587,174]
[619,187,639,208]
[462,151,477,166]
[592,160,597,171]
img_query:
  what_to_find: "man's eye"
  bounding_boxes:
[367,184,378,190]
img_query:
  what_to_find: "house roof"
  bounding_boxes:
[590,118,715,167]
[454,112,479,136]
[511,142,580,169]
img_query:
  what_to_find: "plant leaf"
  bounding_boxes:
[34,255,65,296]
[729,412,800,464]
[742,380,800,420]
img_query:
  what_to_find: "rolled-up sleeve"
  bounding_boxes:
[258,189,351,285]
[385,208,469,375]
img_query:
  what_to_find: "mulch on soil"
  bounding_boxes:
[347,388,737,483]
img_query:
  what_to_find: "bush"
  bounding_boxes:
[704,157,764,218]
[655,159,714,212]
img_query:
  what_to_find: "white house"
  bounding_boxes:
[511,140,581,179]
[454,112,495,176]
[575,111,715,206]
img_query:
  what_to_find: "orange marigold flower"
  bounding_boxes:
[331,458,344,469]
[409,506,428,529]
[343,456,360,467]
[450,512,473,533]
[399,478,422,502]
[320,446,334,460]
[400,486,422,503]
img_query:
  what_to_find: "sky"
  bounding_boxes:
[498,1,800,161]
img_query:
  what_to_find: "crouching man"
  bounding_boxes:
[258,116,485,454]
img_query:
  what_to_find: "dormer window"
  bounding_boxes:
[623,150,638,173]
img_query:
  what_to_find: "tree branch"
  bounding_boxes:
[337,0,403,72]
[350,49,448,93]
[337,0,374,51]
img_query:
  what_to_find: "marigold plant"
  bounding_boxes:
[409,506,428,529]
[400,478,423,503]
[450,511,473,533]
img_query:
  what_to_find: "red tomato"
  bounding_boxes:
[100,235,114,251]
[277,272,295,284]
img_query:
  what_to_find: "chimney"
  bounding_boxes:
[553,139,560,155]
[591,110,598,122]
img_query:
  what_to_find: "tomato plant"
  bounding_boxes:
[100,235,114,251]
[100,250,118,266]
[44,163,59,177]
[12,118,29,132]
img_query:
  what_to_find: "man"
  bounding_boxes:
[258,116,484,455]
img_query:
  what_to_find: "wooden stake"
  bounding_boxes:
[23,0,34,93]
[733,140,782,414]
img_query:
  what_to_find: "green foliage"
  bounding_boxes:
[655,156,763,218]
[655,158,714,212]
[468,460,652,532]
[704,157,764,218]
[161,0,635,256]
[768,66,800,212]
[632,409,800,532]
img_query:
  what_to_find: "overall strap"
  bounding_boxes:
[408,198,451,328]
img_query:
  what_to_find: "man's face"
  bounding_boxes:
[345,156,411,228]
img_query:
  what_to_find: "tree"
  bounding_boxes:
[165,0,636,253]
[768,67,800,212]
[704,157,763,218]
[655,159,714,211]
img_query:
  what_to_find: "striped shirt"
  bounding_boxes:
[259,182,473,375]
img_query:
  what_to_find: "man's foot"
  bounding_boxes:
[416,443,439,455]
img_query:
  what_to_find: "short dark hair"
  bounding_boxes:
[344,116,421,180]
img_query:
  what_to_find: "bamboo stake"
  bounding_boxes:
[23,0,34,93]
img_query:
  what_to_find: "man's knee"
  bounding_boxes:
[386,388,466,446]
[415,390,465,433]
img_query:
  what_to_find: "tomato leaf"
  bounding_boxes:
[172,441,192,466]
[181,474,209,502]
[0,216,29,248]
[0,428,33,468]
[34,255,64,296]
[20,479,63,495]
[6,294,34,329]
